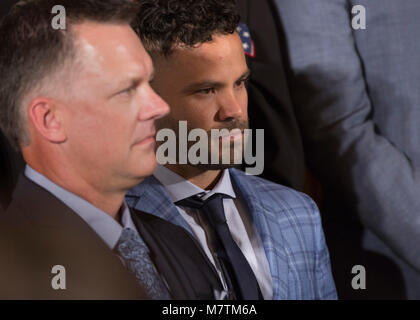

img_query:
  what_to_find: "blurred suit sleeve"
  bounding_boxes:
[237,0,305,190]
[275,0,420,272]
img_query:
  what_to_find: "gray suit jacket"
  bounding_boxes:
[275,0,420,298]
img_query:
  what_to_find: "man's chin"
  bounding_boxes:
[129,157,158,182]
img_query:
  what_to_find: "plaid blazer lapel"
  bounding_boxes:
[126,176,194,235]
[229,168,289,300]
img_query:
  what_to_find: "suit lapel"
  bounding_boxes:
[126,176,194,235]
[5,175,147,299]
[229,168,289,300]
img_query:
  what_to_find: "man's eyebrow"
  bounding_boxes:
[182,80,224,93]
[114,68,154,91]
[108,68,155,98]
[238,69,251,81]
[182,69,251,94]
[108,77,143,98]
[120,77,142,88]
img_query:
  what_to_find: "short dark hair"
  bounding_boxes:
[133,0,240,56]
[0,0,139,150]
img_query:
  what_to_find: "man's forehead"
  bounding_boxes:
[172,33,243,61]
[72,22,151,74]
[155,33,245,76]
[152,34,248,92]
[73,22,141,54]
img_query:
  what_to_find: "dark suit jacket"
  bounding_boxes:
[236,0,305,190]
[0,175,221,299]
[131,205,223,299]
[0,131,24,210]
[0,0,15,18]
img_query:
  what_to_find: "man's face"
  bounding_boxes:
[151,32,249,169]
[61,23,169,191]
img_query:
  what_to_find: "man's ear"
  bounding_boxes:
[27,98,67,144]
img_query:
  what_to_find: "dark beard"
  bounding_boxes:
[156,117,249,169]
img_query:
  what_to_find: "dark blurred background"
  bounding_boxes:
[0,1,25,210]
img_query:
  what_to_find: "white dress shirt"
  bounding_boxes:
[154,165,273,299]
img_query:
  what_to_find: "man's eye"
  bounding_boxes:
[120,87,136,96]
[236,78,249,88]
[198,88,216,95]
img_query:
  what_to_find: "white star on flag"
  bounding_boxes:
[237,23,255,58]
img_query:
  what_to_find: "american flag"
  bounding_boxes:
[237,23,255,58]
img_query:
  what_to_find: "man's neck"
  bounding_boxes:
[27,162,125,220]
[165,164,223,190]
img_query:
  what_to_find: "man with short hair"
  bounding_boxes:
[0,0,223,299]
[127,0,337,300]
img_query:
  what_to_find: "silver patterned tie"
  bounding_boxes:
[114,227,171,300]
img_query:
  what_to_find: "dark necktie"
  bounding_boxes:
[176,193,262,300]
[114,227,171,300]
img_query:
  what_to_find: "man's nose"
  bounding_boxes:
[138,86,170,121]
[217,92,244,121]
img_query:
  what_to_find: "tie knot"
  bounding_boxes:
[176,193,231,226]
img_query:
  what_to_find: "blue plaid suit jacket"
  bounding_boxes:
[126,168,337,300]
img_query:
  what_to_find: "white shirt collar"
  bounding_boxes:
[153,165,236,202]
